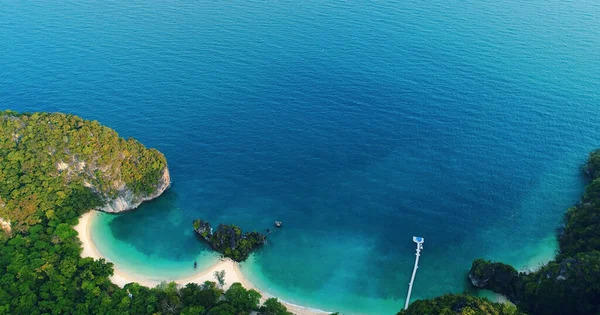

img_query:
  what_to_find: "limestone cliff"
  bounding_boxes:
[0,217,10,234]
[98,167,170,213]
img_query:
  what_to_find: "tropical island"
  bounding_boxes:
[0,111,298,315]
[193,219,267,262]
[1,109,600,315]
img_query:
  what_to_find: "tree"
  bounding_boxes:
[259,298,293,315]
[181,305,205,315]
[225,282,261,314]
[180,281,222,310]
[214,270,226,288]
[398,294,524,315]
[155,282,182,314]
[208,303,237,315]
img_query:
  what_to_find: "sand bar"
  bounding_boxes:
[75,211,330,315]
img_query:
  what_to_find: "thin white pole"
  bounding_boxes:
[405,240,422,310]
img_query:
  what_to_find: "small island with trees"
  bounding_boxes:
[193,219,267,262]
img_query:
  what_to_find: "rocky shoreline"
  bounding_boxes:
[193,219,267,262]
[98,167,171,213]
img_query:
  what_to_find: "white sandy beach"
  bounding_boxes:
[75,211,329,315]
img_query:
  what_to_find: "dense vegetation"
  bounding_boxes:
[0,110,167,233]
[465,150,600,315]
[468,259,522,303]
[193,219,267,262]
[0,111,294,314]
[398,294,524,315]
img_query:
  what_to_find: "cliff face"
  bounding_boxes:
[0,111,170,231]
[98,167,171,213]
[0,217,10,234]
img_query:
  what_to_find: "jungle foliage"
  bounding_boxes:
[0,110,167,233]
[398,294,524,315]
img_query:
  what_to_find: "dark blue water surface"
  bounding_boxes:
[2,1,600,313]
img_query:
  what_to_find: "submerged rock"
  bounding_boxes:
[193,219,266,262]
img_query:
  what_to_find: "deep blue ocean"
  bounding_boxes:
[2,1,600,314]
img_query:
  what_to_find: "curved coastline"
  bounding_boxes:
[75,211,330,315]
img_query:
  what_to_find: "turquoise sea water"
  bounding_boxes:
[2,1,600,314]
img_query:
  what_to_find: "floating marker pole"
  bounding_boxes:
[405,236,424,310]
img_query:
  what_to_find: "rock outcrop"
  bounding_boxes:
[98,167,171,213]
[583,149,600,180]
[193,219,266,262]
[194,219,212,237]
[0,217,10,234]
[468,259,523,303]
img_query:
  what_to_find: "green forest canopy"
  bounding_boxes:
[0,110,167,233]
